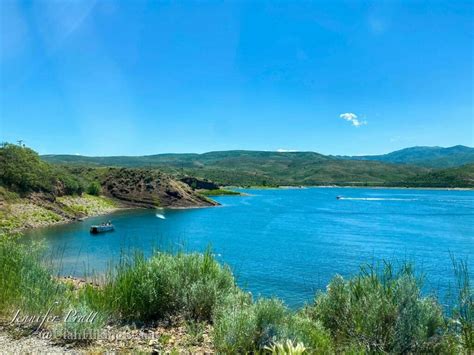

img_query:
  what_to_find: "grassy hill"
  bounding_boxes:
[340,145,474,168]
[402,163,474,188]
[42,149,474,188]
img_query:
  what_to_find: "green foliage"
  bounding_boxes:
[212,291,259,352]
[55,168,84,195]
[284,313,333,353]
[86,181,101,196]
[0,144,55,193]
[0,186,19,201]
[0,143,84,194]
[184,321,206,346]
[403,164,474,188]
[265,339,307,354]
[0,234,67,317]
[213,295,333,353]
[83,249,235,322]
[449,258,474,351]
[310,263,447,353]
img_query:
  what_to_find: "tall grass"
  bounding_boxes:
[450,257,473,351]
[0,234,67,319]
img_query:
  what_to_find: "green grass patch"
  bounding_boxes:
[0,203,64,233]
[199,189,241,196]
[57,194,117,216]
[0,186,19,202]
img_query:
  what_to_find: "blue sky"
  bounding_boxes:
[1,0,472,156]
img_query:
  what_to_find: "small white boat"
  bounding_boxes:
[90,222,114,234]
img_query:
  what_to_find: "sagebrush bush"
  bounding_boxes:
[212,290,260,353]
[82,249,235,322]
[311,263,447,353]
[213,294,333,353]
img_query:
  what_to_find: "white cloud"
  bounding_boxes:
[277,148,298,153]
[339,113,367,127]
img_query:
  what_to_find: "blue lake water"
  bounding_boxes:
[24,188,473,308]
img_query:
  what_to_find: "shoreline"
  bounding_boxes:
[226,185,474,191]
[14,200,220,233]
[11,206,126,234]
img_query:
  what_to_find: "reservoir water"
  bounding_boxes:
[24,188,473,307]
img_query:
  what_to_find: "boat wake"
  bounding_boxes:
[338,197,418,201]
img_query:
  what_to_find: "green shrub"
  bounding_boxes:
[86,181,101,196]
[56,170,84,195]
[0,143,83,195]
[284,313,333,353]
[0,186,19,201]
[83,249,236,322]
[0,144,55,193]
[213,294,333,353]
[310,263,446,353]
[212,290,258,352]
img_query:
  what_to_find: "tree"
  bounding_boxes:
[0,143,54,192]
[87,181,101,196]
[0,143,84,195]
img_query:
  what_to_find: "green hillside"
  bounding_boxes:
[42,149,474,188]
[402,164,474,188]
[341,145,474,168]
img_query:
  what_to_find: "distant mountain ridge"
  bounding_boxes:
[41,146,474,188]
[339,145,474,168]
[43,145,474,169]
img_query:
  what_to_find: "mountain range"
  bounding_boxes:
[42,146,474,188]
[339,145,474,168]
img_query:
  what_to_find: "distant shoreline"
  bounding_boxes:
[225,185,474,191]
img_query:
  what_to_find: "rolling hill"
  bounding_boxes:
[42,148,474,188]
[340,145,474,168]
